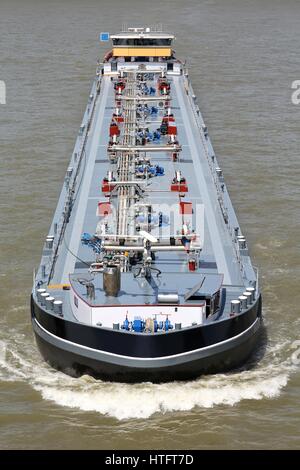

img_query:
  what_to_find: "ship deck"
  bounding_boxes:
[37,63,257,324]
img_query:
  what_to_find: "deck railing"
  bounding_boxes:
[183,69,249,280]
[45,74,102,284]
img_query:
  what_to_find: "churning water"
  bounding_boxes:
[0,0,299,449]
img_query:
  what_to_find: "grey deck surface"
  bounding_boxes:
[36,65,257,323]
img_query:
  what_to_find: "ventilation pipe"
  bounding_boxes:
[231,300,241,314]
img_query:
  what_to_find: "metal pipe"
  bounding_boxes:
[45,296,55,311]
[100,234,185,240]
[246,286,256,301]
[231,300,241,314]
[238,295,248,310]
[53,300,63,316]
[109,145,182,152]
[119,68,167,73]
[119,95,171,101]
[111,180,148,186]
[40,292,50,306]
[36,288,46,303]
[157,293,179,303]
[243,291,252,305]
[102,245,199,252]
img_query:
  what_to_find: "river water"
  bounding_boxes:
[0,0,299,449]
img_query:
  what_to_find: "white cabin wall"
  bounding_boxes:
[70,291,92,325]
[91,304,205,328]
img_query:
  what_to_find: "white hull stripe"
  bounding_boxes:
[33,317,260,362]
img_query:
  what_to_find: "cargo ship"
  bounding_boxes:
[31,27,262,382]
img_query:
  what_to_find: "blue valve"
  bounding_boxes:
[122,315,129,331]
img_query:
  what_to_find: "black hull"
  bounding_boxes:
[33,323,262,383]
[31,294,262,383]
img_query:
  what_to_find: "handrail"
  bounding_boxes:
[253,265,259,296]
[183,69,248,280]
[46,75,102,283]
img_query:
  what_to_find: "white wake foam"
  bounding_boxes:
[34,368,289,420]
[0,331,296,420]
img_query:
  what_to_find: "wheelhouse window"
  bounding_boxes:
[112,38,172,46]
